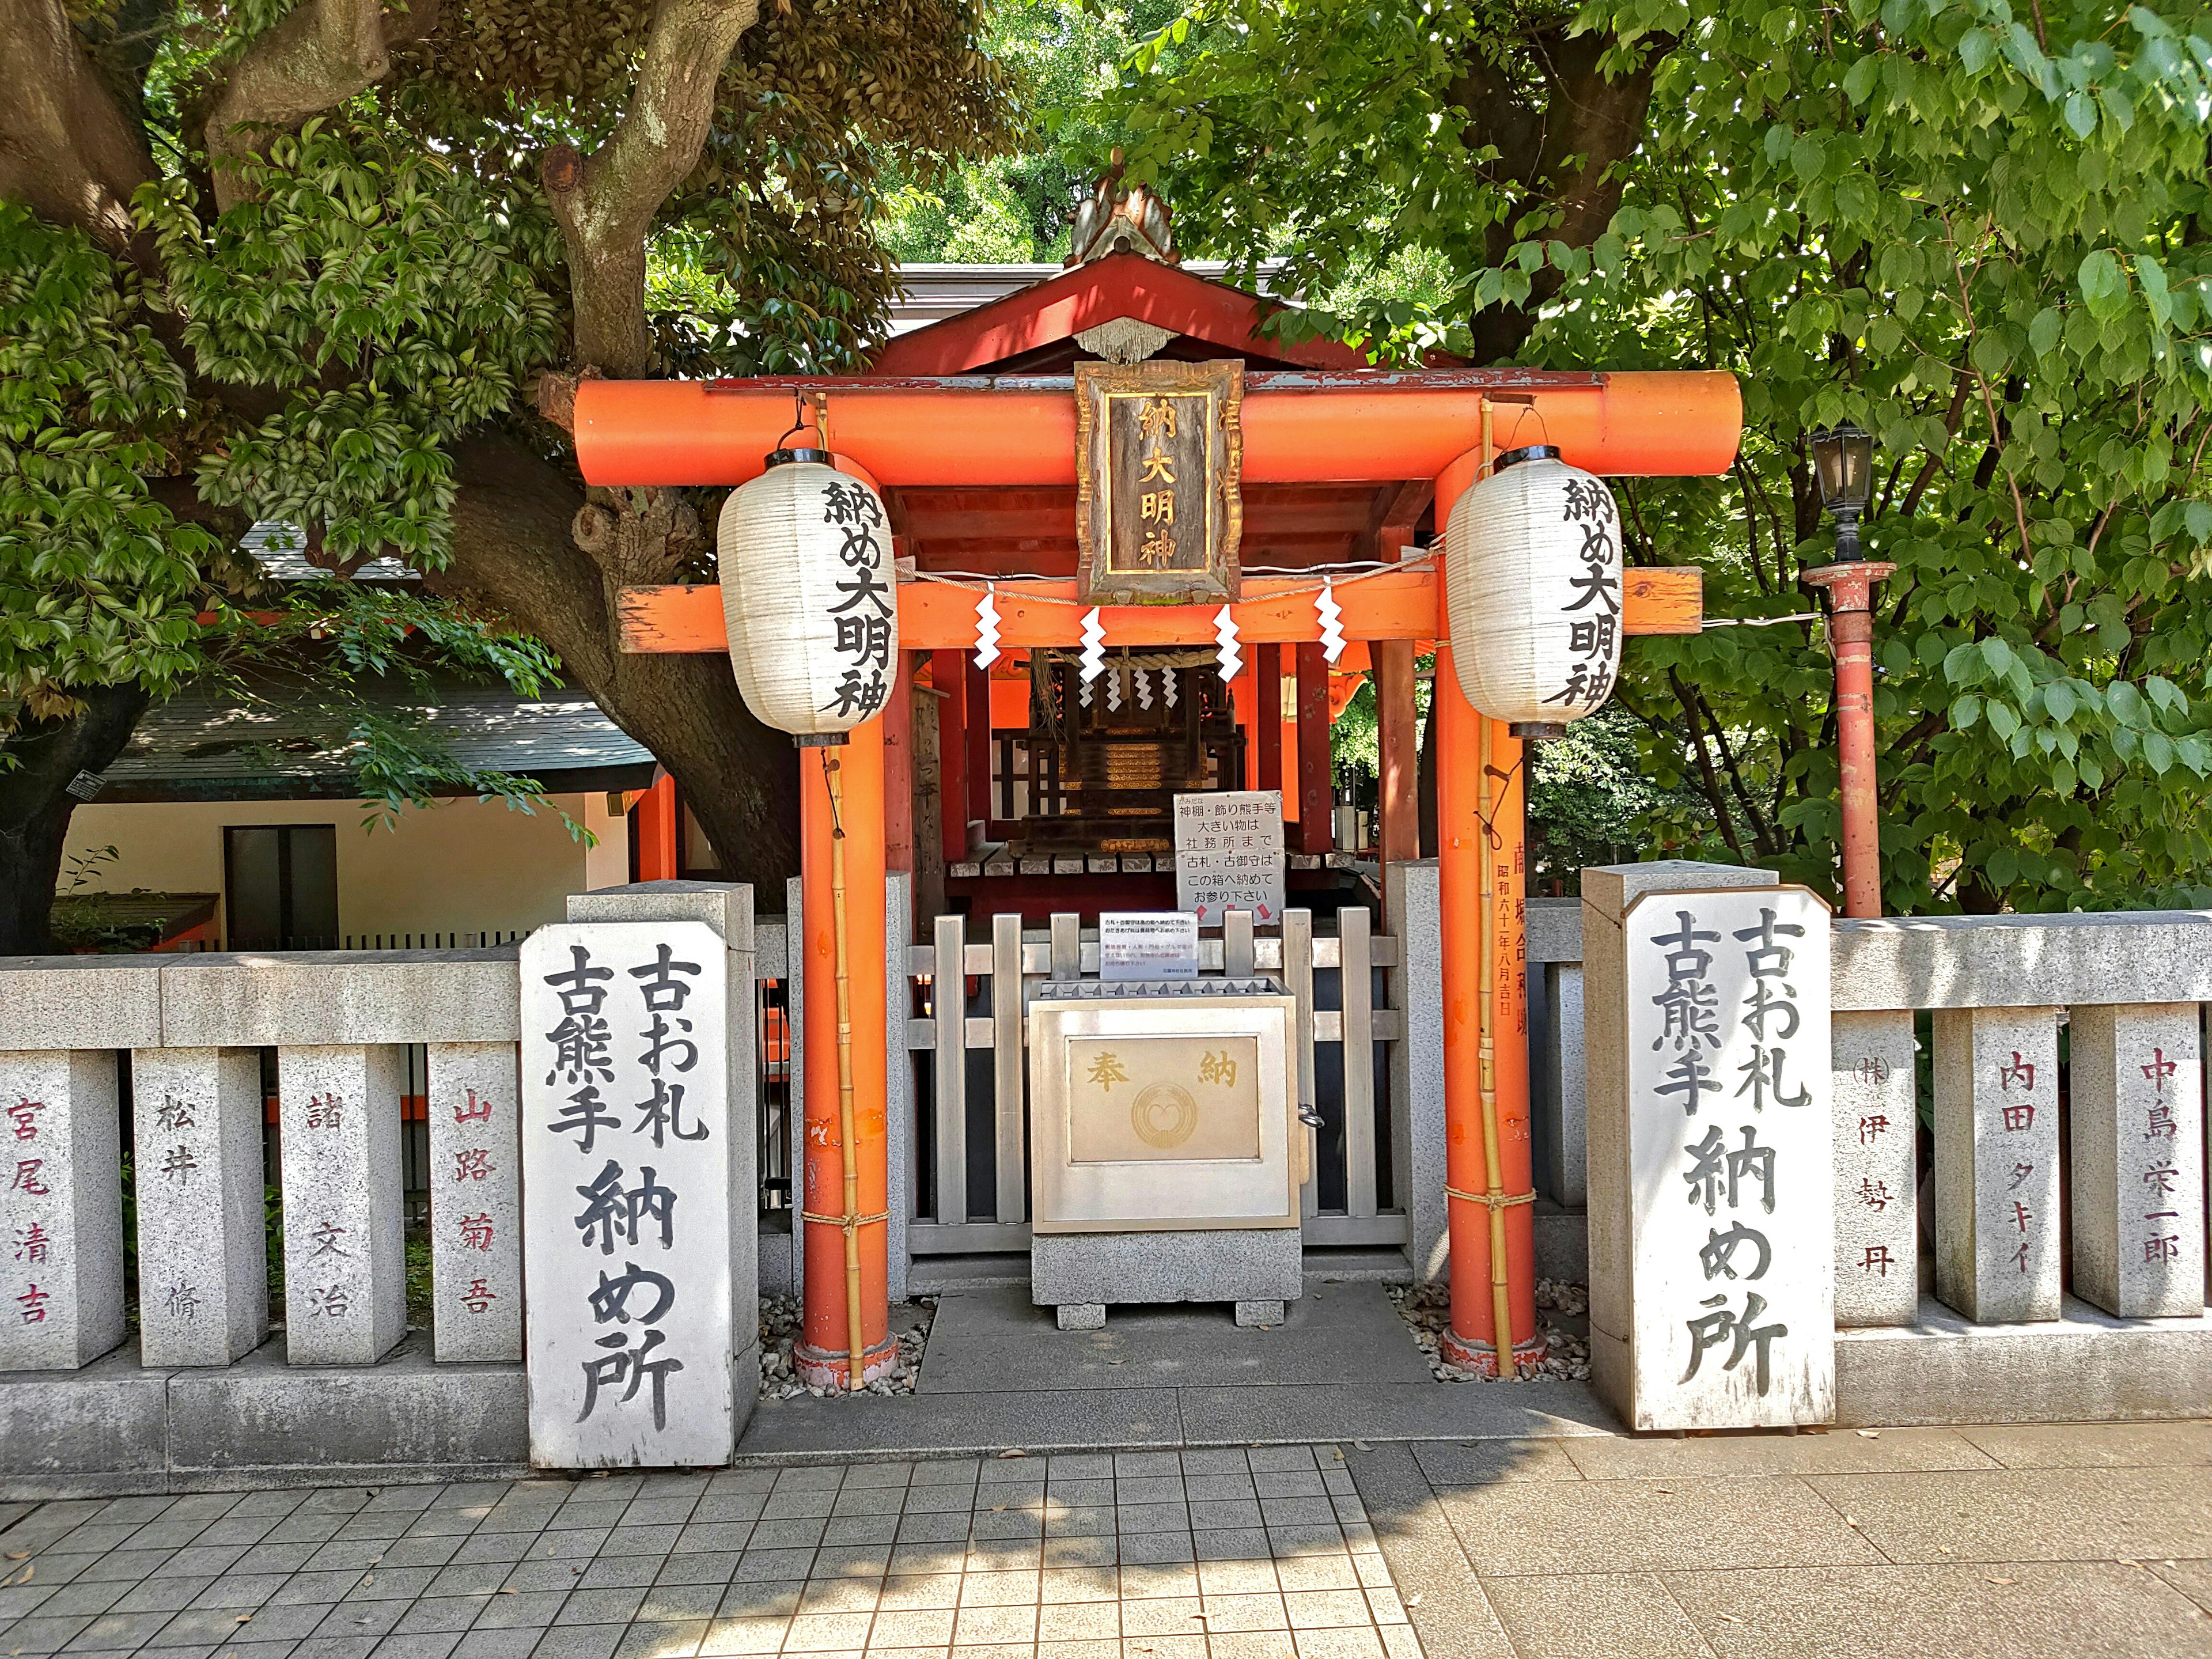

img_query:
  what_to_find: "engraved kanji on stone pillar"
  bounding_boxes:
[132,1048,268,1365]
[0,1051,123,1369]
[278,1045,406,1364]
[2070,1003,2205,1319]
[428,1043,521,1361]
[1831,1009,1918,1327]
[1933,1007,2061,1323]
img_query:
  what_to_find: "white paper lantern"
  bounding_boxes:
[1443,444,1624,737]
[717,449,898,739]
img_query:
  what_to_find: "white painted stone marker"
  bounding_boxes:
[1830,1009,1919,1327]
[1933,1007,2061,1323]
[278,1045,407,1364]
[1613,884,1835,1430]
[522,921,734,1468]
[0,1051,123,1369]
[132,1048,267,1365]
[428,1043,523,1362]
[2069,1003,2205,1319]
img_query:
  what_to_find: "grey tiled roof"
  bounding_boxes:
[93,676,655,801]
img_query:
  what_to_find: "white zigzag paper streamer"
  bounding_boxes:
[1135,668,1153,711]
[972,583,1002,671]
[1079,606,1107,685]
[1213,605,1243,683]
[1164,666,1179,709]
[1316,578,1346,665]
[1106,662,1123,713]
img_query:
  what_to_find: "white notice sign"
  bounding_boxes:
[1623,886,1834,1430]
[521,922,734,1468]
[1173,790,1286,926]
[1099,912,1200,980]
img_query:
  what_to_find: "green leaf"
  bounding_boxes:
[1950,694,1982,729]
[1987,701,2021,739]
[2063,92,2096,138]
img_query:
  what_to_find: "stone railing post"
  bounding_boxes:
[1830,1010,1919,1326]
[2069,1003,2204,1318]
[278,1046,408,1363]
[132,1048,267,1364]
[427,1043,522,1361]
[0,1052,124,1369]
[1386,859,1446,1283]
[1932,1007,2061,1322]
[1543,964,1587,1209]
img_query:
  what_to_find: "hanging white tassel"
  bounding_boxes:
[1213,605,1243,683]
[1135,667,1153,710]
[1106,661,1123,713]
[1316,577,1346,665]
[1164,665,1179,709]
[972,582,1002,671]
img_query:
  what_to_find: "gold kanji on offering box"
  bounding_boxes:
[1074,359,1244,606]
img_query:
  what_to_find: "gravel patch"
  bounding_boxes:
[759,1294,935,1398]
[1388,1278,1592,1382]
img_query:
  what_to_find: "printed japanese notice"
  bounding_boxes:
[1099,912,1200,980]
[522,922,734,1467]
[1173,791,1286,927]
[1622,885,1834,1429]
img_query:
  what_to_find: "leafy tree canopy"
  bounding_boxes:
[1103,0,2212,912]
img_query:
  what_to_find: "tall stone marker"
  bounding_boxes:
[1586,862,1835,1431]
[1830,1010,1919,1326]
[428,1043,524,1361]
[133,1047,268,1365]
[278,1045,407,1364]
[522,917,737,1467]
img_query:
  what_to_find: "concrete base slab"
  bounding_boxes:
[919,1282,1433,1393]
[1234,1300,1285,1327]
[1055,1304,1105,1331]
[1031,1228,1303,1310]
[1837,1293,2212,1426]
[1533,1202,1589,1284]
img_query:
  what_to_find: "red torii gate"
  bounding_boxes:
[575,251,1741,1382]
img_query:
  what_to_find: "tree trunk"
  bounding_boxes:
[442,429,800,893]
[0,684,151,954]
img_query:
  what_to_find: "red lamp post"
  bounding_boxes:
[1799,425,1893,920]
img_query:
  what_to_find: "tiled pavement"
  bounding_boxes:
[0,1449,1414,1659]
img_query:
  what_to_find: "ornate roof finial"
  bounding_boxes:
[1065,147,1179,268]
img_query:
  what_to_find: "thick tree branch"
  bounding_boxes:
[435,430,799,891]
[0,0,160,258]
[540,0,764,376]
[1450,28,1673,363]
[203,0,443,211]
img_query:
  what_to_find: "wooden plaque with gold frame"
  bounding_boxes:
[1074,359,1244,606]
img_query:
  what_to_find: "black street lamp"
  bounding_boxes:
[1808,424,1876,560]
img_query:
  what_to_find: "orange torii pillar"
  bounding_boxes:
[793,721,897,1389]
[1433,449,1540,1377]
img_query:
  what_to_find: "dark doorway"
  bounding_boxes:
[224,824,339,949]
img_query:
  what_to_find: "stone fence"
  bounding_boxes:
[1531,865,2211,1424]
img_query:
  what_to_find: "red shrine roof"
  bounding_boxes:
[871,251,1404,377]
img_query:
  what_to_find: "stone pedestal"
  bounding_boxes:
[1032,1228,1301,1326]
[278,1045,407,1365]
[131,1048,267,1365]
[427,1043,522,1361]
[2069,1003,2205,1319]
[0,1052,123,1370]
[1831,1010,1919,1327]
[1933,1007,2061,1323]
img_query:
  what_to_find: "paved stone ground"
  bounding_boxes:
[0,1422,2207,1659]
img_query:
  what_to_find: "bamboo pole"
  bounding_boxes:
[823,753,868,1392]
[1474,718,1517,1375]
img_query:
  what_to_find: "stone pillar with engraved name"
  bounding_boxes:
[278,1045,407,1364]
[0,1052,124,1369]
[1932,1007,2061,1323]
[1830,1010,1919,1327]
[132,1048,268,1364]
[428,1043,523,1361]
[2069,1003,2205,1319]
